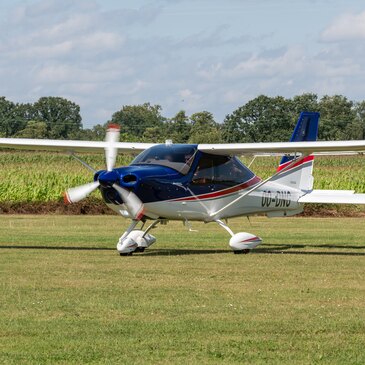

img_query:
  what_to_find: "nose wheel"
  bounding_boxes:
[117,219,159,255]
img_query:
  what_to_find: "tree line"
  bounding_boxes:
[1,94,365,143]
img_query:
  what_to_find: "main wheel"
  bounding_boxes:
[120,252,133,256]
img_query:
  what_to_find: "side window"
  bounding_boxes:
[192,154,216,184]
[192,153,254,185]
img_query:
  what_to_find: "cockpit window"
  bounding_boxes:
[131,144,197,175]
[192,153,255,185]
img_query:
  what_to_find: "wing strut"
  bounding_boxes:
[69,153,96,173]
[209,153,305,218]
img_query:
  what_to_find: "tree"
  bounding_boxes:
[15,121,48,138]
[165,110,191,143]
[318,95,356,140]
[32,97,82,139]
[0,97,28,137]
[188,111,222,143]
[222,95,293,143]
[141,126,165,143]
[111,103,165,139]
[353,101,365,140]
[71,124,106,141]
[291,93,319,116]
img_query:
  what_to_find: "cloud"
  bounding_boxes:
[0,0,164,125]
[221,46,307,78]
[321,10,365,41]
[2,0,365,128]
[176,25,253,49]
[193,42,365,117]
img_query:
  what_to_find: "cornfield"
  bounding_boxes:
[0,151,365,203]
[0,152,132,202]
[242,155,365,192]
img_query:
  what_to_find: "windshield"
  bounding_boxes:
[131,144,197,175]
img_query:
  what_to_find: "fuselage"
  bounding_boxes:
[97,144,304,221]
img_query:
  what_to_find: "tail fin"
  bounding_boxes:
[273,111,320,191]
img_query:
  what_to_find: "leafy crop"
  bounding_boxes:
[0,152,132,202]
[243,155,365,192]
[1,151,365,203]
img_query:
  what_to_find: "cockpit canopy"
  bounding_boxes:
[191,153,255,185]
[131,144,197,175]
[131,144,256,185]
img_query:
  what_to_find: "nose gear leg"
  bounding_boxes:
[117,219,160,256]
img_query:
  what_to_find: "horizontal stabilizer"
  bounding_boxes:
[299,190,365,204]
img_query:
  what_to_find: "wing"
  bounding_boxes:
[299,190,365,204]
[198,140,365,155]
[0,138,156,154]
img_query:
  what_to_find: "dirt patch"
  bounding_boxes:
[301,204,365,217]
[0,199,117,215]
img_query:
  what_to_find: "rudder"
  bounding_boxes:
[273,111,319,191]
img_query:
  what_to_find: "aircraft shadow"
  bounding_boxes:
[142,244,365,257]
[0,243,364,257]
[0,245,114,251]
[263,242,365,250]
[254,242,365,256]
[141,248,231,256]
[0,245,232,255]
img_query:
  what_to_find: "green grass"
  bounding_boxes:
[1,216,365,364]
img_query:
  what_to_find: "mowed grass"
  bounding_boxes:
[1,216,365,364]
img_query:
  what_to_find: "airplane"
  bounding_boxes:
[2,111,365,255]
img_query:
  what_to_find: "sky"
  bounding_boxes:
[1,0,365,128]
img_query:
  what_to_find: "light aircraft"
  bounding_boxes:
[2,112,365,255]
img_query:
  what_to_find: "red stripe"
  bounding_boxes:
[240,236,260,243]
[172,175,261,202]
[276,155,314,172]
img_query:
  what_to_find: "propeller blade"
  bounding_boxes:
[113,184,145,220]
[64,181,100,204]
[105,124,120,172]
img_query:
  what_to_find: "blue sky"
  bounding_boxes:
[1,0,365,127]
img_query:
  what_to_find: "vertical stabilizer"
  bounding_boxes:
[272,112,319,191]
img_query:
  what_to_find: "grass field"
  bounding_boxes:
[1,215,365,364]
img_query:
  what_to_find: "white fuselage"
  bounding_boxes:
[107,180,304,222]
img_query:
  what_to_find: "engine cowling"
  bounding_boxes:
[229,232,262,252]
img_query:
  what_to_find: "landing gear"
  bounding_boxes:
[215,219,262,254]
[117,219,159,255]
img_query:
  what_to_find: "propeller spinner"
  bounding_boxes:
[63,125,145,220]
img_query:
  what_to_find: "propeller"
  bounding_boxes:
[64,181,100,204]
[105,124,120,171]
[63,124,145,220]
[112,183,144,219]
